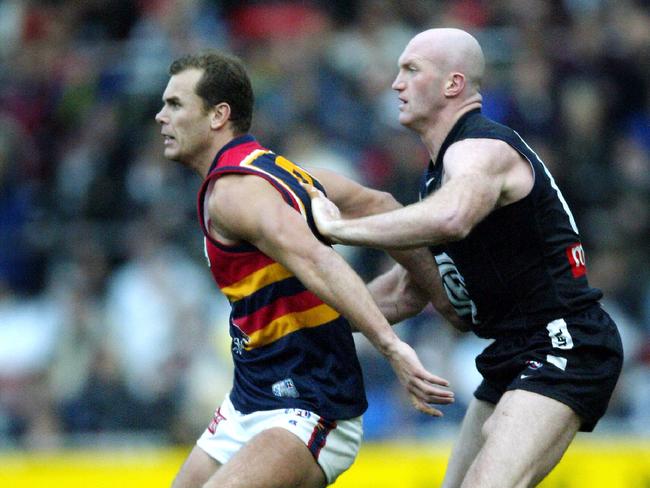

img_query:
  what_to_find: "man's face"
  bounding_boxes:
[155,68,213,163]
[391,42,445,131]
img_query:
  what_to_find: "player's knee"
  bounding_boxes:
[480,412,496,441]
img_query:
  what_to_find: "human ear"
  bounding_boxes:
[445,73,466,96]
[211,102,231,129]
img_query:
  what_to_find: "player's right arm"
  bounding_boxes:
[307,138,533,250]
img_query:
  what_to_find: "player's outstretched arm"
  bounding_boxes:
[365,262,427,324]
[368,261,471,332]
[207,174,455,416]
[305,168,471,331]
[305,140,515,250]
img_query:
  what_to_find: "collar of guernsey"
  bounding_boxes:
[207,133,257,174]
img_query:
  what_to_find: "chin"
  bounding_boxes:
[398,115,414,128]
[163,148,181,161]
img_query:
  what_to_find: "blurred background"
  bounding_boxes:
[0,0,649,485]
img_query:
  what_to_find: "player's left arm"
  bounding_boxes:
[307,138,532,250]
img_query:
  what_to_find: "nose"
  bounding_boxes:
[391,74,404,91]
[155,107,166,124]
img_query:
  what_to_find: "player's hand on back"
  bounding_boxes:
[303,183,342,243]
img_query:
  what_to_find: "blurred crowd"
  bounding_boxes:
[0,0,649,449]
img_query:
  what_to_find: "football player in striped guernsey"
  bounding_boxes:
[156,51,456,488]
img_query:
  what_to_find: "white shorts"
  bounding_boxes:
[196,395,363,484]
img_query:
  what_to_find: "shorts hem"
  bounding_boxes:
[273,425,336,484]
[196,437,229,466]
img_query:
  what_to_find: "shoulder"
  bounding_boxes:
[207,172,307,244]
[444,138,523,176]
[443,137,533,206]
[207,173,287,224]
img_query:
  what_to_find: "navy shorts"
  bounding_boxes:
[474,304,623,431]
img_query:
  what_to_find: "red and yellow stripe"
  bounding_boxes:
[241,302,340,350]
[220,261,293,302]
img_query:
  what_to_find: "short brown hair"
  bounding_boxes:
[169,51,254,134]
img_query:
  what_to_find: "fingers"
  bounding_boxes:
[301,182,323,199]
[387,341,454,412]
[411,395,444,417]
[301,182,341,241]
[409,382,454,417]
[409,377,454,404]
[404,376,455,417]
[418,371,451,387]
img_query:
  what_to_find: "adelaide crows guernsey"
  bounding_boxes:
[421,110,602,338]
[197,135,367,419]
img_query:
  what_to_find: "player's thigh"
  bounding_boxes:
[204,427,326,488]
[442,398,495,488]
[464,389,580,488]
[172,445,221,488]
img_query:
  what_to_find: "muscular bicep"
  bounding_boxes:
[206,174,268,242]
[442,139,533,225]
[435,140,509,233]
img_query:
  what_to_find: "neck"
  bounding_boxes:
[420,98,482,162]
[189,130,236,179]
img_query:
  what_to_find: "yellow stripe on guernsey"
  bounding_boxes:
[246,303,340,350]
[240,150,310,219]
[221,262,293,302]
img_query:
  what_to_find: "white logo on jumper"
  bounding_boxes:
[547,354,568,371]
[232,337,246,356]
[546,318,574,350]
[272,378,300,398]
[434,252,479,324]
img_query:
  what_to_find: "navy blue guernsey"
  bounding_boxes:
[420,109,603,338]
[198,135,367,420]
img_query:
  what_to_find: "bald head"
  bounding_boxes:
[407,28,485,92]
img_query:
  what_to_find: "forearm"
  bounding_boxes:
[315,175,497,250]
[367,270,401,324]
[307,166,402,220]
[432,294,472,332]
[367,264,428,324]
[325,201,459,249]
[386,247,471,332]
[290,246,401,355]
